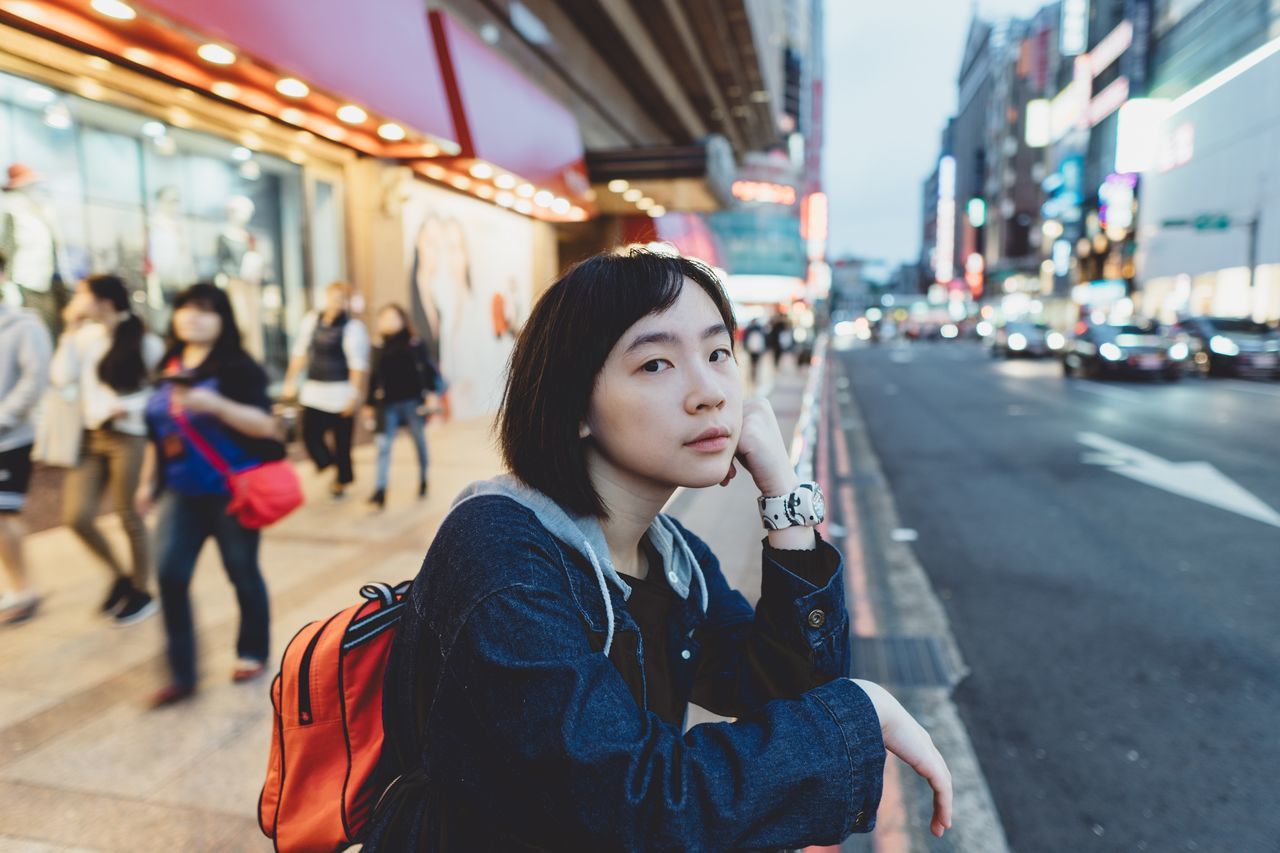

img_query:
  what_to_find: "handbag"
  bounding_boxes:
[31,386,82,467]
[171,410,303,529]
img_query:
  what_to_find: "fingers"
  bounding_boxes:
[903,734,953,838]
[719,461,738,487]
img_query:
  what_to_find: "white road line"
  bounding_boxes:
[1073,381,1145,403]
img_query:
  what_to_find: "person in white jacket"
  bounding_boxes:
[0,252,51,625]
[51,274,164,625]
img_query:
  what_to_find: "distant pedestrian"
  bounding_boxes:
[138,283,284,707]
[363,304,446,509]
[0,251,51,625]
[52,274,164,625]
[768,312,793,369]
[282,282,369,500]
[743,317,768,384]
[364,249,952,849]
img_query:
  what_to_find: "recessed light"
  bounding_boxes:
[122,47,154,66]
[648,205,666,218]
[533,190,554,207]
[514,199,533,214]
[551,198,570,214]
[636,197,654,210]
[232,146,252,162]
[211,81,239,99]
[570,206,587,220]
[43,106,71,129]
[496,192,516,208]
[275,78,309,98]
[424,165,446,180]
[469,163,494,180]
[494,174,516,190]
[90,0,136,20]
[336,104,367,124]
[280,108,305,125]
[475,185,495,200]
[141,120,165,138]
[608,179,628,193]
[623,189,642,202]
[450,175,472,190]
[197,44,236,66]
[377,122,406,141]
[516,183,534,198]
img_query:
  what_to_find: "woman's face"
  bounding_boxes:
[378,308,405,337]
[585,280,742,492]
[172,303,223,345]
[74,281,110,321]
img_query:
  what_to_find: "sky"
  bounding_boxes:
[823,0,1051,266]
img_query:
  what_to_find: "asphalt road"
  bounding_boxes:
[836,339,1280,853]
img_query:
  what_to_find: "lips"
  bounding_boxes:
[687,426,731,445]
[685,426,732,452]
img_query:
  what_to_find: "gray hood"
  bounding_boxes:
[448,474,708,655]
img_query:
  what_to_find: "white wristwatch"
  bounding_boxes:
[758,482,826,530]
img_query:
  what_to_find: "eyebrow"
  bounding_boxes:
[624,323,730,355]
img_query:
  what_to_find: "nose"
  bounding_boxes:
[685,361,727,414]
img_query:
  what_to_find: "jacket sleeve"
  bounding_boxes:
[452,577,884,850]
[675,520,853,719]
[0,320,51,430]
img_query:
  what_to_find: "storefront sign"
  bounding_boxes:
[935,155,956,284]
[1088,76,1131,126]
[733,181,797,205]
[1086,21,1134,78]
[1060,0,1088,56]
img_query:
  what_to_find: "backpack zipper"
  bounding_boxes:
[297,614,339,725]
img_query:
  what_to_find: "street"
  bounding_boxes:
[835,338,1280,852]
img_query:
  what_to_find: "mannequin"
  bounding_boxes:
[214,194,265,360]
[0,164,64,335]
[144,185,195,320]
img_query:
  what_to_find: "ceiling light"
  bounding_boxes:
[496,192,515,208]
[280,108,305,125]
[288,150,306,164]
[648,205,666,217]
[450,175,472,190]
[23,85,55,104]
[43,105,71,129]
[422,143,440,157]
[551,198,570,214]
[514,199,533,214]
[533,190,554,207]
[636,197,654,210]
[197,44,236,66]
[336,104,367,124]
[141,120,166,138]
[516,183,534,198]
[275,77,309,98]
[623,188,642,202]
[570,206,587,220]
[90,0,135,20]
[494,174,516,189]
[377,122,406,141]
[469,163,494,180]
[608,179,629,193]
[475,185,495,200]
[86,56,111,71]
[122,47,154,66]
[424,164,446,180]
[232,146,252,162]
[211,81,240,99]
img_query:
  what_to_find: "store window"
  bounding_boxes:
[0,71,314,380]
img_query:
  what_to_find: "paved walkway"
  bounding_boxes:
[0,357,815,852]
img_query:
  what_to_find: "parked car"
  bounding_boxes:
[1062,322,1188,380]
[1175,316,1280,378]
[989,321,1063,358]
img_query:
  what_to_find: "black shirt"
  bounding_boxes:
[367,335,440,406]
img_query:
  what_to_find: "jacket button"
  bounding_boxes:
[807,609,826,629]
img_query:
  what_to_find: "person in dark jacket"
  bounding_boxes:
[366,249,952,851]
[363,304,447,508]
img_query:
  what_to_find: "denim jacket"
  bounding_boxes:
[367,477,885,851]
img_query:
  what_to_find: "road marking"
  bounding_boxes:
[1218,379,1280,399]
[1078,432,1280,528]
[890,528,918,542]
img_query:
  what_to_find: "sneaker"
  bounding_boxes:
[330,483,347,501]
[149,683,195,709]
[0,591,40,625]
[113,591,158,627]
[232,658,267,683]
[368,488,386,509]
[100,577,133,615]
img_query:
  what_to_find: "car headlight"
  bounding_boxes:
[1008,333,1027,351]
[1047,332,1065,350]
[1209,335,1239,356]
[1168,342,1189,360]
[1099,342,1125,361]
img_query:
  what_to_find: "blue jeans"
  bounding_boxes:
[155,493,270,688]
[375,399,429,491]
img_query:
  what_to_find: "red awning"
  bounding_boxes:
[429,10,590,206]
[142,0,456,145]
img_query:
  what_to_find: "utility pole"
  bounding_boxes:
[1245,212,1260,293]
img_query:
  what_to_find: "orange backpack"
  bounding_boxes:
[259,581,412,853]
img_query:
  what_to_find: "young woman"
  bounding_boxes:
[137,284,283,707]
[363,304,446,509]
[366,250,951,850]
[51,274,164,625]
[282,281,370,500]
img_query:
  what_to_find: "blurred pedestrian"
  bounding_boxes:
[282,281,369,500]
[768,312,793,369]
[138,283,284,707]
[363,304,446,509]
[366,249,952,849]
[51,274,164,625]
[743,317,767,384]
[0,251,51,625]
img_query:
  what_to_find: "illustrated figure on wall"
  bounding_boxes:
[0,164,65,336]
[214,195,266,361]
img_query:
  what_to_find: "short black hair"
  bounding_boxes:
[499,248,736,518]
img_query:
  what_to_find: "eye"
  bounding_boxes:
[641,359,672,374]
[710,347,733,363]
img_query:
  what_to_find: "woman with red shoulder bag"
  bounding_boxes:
[136,283,295,707]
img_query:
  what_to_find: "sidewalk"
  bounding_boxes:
[0,352,958,852]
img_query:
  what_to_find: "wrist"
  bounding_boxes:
[755,468,800,497]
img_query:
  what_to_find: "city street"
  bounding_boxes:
[835,338,1280,852]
